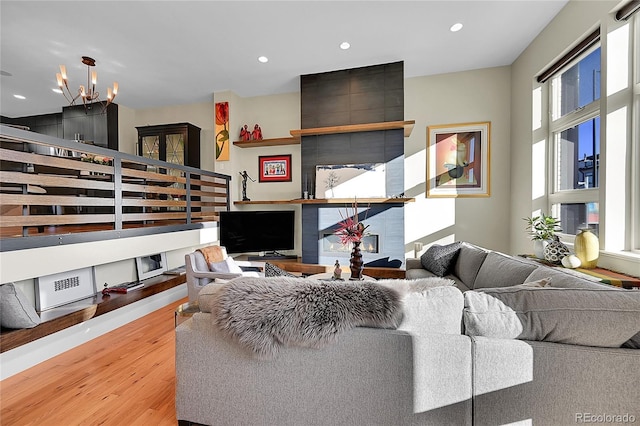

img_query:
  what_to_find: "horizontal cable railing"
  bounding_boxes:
[0,125,231,250]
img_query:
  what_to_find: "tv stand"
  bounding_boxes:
[247,251,298,261]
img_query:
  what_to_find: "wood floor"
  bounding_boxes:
[0,298,186,426]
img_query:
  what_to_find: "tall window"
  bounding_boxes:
[548,45,601,237]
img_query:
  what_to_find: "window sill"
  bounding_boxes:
[597,250,640,278]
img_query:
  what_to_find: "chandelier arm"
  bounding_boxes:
[55,56,118,113]
[60,80,77,105]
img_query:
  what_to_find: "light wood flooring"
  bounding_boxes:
[1,298,186,426]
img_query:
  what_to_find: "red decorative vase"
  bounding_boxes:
[350,241,364,280]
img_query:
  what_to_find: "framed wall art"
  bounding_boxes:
[426,121,491,198]
[259,154,292,182]
[215,101,230,161]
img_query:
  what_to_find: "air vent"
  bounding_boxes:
[36,267,96,311]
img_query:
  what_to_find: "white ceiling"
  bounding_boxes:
[0,0,568,118]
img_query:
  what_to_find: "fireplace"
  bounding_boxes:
[322,233,379,254]
[299,62,406,267]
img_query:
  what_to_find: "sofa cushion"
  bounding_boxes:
[473,252,538,289]
[264,262,297,278]
[0,283,41,329]
[420,242,462,276]
[463,287,640,347]
[451,242,488,288]
[398,284,463,335]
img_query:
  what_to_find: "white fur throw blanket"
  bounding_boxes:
[209,276,404,358]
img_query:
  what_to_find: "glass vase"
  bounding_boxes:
[349,241,364,280]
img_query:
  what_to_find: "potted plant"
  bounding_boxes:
[524,213,562,259]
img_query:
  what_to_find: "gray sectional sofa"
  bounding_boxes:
[175,242,640,426]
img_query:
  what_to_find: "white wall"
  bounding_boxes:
[510,0,617,256]
[213,90,301,204]
[404,66,512,255]
[117,103,137,155]
[509,0,639,275]
[113,68,513,259]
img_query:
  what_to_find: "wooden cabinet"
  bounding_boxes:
[136,123,200,168]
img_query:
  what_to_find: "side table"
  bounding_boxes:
[175,301,200,327]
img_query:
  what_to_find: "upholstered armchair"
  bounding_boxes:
[185,247,262,302]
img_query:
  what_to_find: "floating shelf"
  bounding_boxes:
[290,120,415,138]
[233,137,300,148]
[234,197,415,205]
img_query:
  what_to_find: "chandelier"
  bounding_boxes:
[55,56,118,112]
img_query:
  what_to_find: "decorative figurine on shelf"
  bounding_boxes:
[240,124,251,141]
[251,124,263,140]
[333,260,343,280]
[239,170,255,201]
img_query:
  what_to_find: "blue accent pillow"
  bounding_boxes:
[420,242,462,277]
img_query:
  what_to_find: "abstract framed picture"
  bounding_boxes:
[426,121,491,198]
[259,154,292,182]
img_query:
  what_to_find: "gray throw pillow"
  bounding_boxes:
[472,252,538,289]
[0,283,41,329]
[623,332,640,349]
[264,262,297,278]
[463,287,640,348]
[209,257,242,273]
[420,242,462,277]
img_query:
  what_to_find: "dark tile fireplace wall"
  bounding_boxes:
[300,62,406,266]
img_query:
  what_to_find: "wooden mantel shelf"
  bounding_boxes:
[234,197,415,205]
[290,120,415,138]
[233,136,300,148]
[232,120,415,148]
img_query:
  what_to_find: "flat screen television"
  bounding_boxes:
[219,210,295,257]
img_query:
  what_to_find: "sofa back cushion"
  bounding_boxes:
[473,252,538,289]
[524,266,609,290]
[451,242,488,287]
[463,286,640,347]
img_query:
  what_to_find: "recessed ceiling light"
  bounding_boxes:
[450,23,463,32]
[258,56,269,63]
[340,41,350,50]
[52,88,62,94]
[13,94,26,100]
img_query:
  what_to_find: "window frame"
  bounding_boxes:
[547,43,602,243]
[632,14,640,252]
